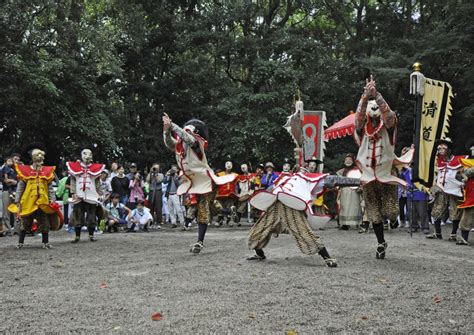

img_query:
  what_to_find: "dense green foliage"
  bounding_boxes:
[1,0,473,172]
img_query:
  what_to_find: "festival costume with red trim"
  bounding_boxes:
[171,128,235,196]
[459,158,474,238]
[250,172,327,216]
[67,161,105,204]
[12,162,62,247]
[459,158,474,209]
[354,116,413,186]
[236,173,255,201]
[67,158,106,239]
[435,155,467,198]
[235,172,258,222]
[216,171,238,199]
[247,171,357,266]
[336,166,363,226]
[353,89,404,259]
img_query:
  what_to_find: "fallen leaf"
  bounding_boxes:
[51,261,65,268]
[113,326,122,331]
[378,277,390,284]
[99,281,109,289]
[449,319,456,325]
[286,330,297,335]
[360,316,369,320]
[151,312,164,321]
[433,296,442,304]
[248,314,256,319]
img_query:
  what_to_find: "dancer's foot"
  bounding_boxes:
[71,237,80,243]
[456,237,469,245]
[376,242,388,259]
[16,243,24,249]
[390,220,399,229]
[324,258,338,267]
[42,243,53,249]
[247,254,266,261]
[190,241,203,254]
[426,233,442,239]
[448,234,457,242]
[89,235,97,242]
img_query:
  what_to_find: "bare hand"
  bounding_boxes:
[163,113,172,131]
[364,75,377,98]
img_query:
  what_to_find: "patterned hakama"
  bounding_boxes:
[248,201,325,255]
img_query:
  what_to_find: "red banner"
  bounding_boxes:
[301,111,325,163]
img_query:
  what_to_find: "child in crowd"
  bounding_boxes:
[105,193,131,233]
[128,200,153,232]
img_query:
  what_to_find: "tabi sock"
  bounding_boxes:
[461,230,469,241]
[256,249,265,257]
[318,247,331,260]
[197,223,208,243]
[19,230,26,244]
[451,220,459,235]
[434,219,442,235]
[373,223,385,244]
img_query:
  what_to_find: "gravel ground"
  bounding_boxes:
[0,222,473,334]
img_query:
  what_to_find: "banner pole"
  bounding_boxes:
[409,62,425,237]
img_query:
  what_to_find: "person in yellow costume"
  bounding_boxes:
[13,146,57,249]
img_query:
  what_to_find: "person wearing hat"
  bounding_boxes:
[261,162,279,190]
[427,138,468,241]
[67,149,106,243]
[13,146,59,249]
[457,139,474,245]
[163,113,236,254]
[126,163,138,181]
[281,158,292,175]
[336,153,363,230]
[353,76,413,259]
[305,156,323,173]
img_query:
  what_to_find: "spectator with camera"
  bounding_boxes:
[129,172,145,210]
[164,164,185,228]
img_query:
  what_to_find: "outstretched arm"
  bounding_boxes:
[375,92,396,129]
[355,77,372,131]
[355,92,368,131]
[170,123,196,146]
[163,113,197,150]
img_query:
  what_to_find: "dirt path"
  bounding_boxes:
[0,223,472,334]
